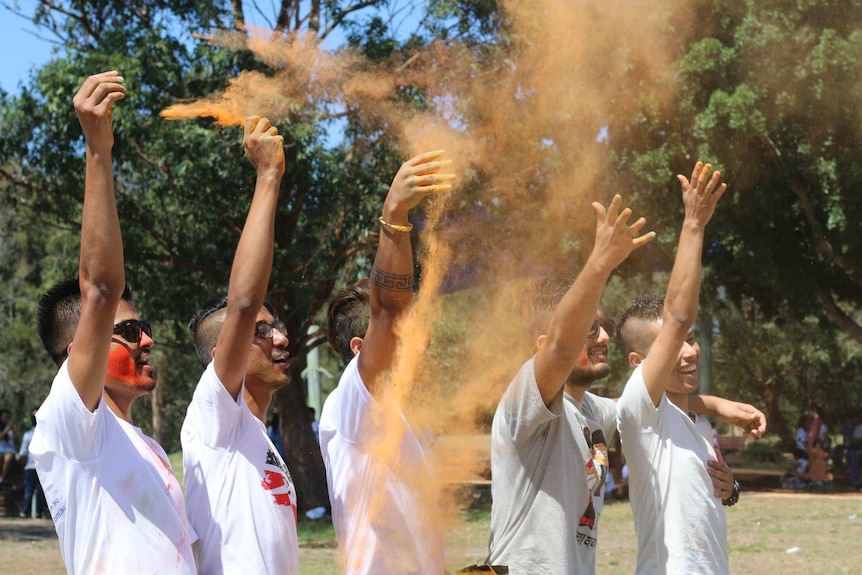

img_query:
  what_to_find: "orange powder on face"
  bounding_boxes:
[107,346,148,388]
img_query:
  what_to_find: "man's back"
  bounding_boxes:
[617,365,728,575]
[33,361,196,574]
[319,356,444,575]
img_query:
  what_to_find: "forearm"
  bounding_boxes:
[227,172,280,314]
[663,222,704,329]
[79,149,125,300]
[370,202,414,318]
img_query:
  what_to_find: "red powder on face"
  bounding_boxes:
[107,346,148,388]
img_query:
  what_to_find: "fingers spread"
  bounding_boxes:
[632,230,656,247]
[409,150,446,166]
[414,160,453,176]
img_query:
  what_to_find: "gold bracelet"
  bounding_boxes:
[378,216,413,233]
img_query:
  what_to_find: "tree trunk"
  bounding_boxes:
[761,376,790,449]
[276,360,329,514]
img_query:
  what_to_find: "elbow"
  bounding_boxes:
[80,278,124,308]
[227,294,264,319]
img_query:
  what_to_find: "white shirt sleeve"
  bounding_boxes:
[497,358,561,445]
[185,362,244,449]
[34,360,103,461]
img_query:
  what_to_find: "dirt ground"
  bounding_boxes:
[1,491,860,574]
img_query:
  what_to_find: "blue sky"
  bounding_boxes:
[0,7,56,93]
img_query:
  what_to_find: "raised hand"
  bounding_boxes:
[678,161,727,228]
[243,116,285,178]
[590,194,656,271]
[382,150,455,221]
[72,71,126,154]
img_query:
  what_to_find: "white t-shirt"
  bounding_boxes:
[181,362,299,575]
[487,358,616,574]
[30,360,196,575]
[617,365,729,575]
[19,427,37,471]
[319,355,445,575]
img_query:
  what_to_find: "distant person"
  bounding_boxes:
[848,409,862,488]
[618,162,744,574]
[808,405,827,447]
[182,116,299,574]
[17,407,46,519]
[267,410,287,461]
[795,414,810,451]
[0,409,18,486]
[803,440,833,483]
[308,406,320,444]
[31,71,195,574]
[320,150,454,574]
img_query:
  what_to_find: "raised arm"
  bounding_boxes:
[534,195,654,406]
[214,116,285,399]
[68,71,127,411]
[357,150,454,396]
[640,162,726,406]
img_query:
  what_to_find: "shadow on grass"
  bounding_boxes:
[0,517,56,542]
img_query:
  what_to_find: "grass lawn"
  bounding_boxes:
[6,460,861,574]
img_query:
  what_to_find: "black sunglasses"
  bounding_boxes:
[112,319,153,343]
[255,320,288,340]
[587,317,617,339]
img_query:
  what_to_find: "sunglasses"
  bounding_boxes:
[255,320,288,340]
[112,319,153,343]
[587,317,617,339]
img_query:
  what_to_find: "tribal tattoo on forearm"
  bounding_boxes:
[370,266,414,292]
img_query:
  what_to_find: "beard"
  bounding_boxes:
[106,346,156,391]
[566,361,612,386]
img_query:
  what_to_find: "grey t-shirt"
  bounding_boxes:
[487,358,616,574]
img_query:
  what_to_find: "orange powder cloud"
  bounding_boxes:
[162,0,691,568]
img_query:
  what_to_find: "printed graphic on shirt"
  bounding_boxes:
[262,449,297,521]
[578,427,609,530]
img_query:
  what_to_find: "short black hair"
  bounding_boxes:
[618,294,665,355]
[326,279,371,366]
[521,276,574,340]
[37,278,134,367]
[188,294,278,367]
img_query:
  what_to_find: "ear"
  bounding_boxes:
[349,336,363,357]
[66,341,74,357]
[210,347,217,360]
[535,334,547,349]
[628,351,644,368]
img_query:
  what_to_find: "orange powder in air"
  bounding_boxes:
[161,0,695,568]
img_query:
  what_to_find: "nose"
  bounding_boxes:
[139,329,155,350]
[596,327,611,344]
[272,327,289,348]
[680,340,696,359]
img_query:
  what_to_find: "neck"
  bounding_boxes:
[666,391,689,412]
[103,392,135,424]
[243,384,271,423]
[564,383,588,401]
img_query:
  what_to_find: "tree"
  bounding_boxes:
[0,0,450,511]
[605,0,862,439]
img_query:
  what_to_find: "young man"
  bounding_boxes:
[181,116,299,574]
[617,161,735,574]
[487,200,765,574]
[32,71,196,574]
[486,195,655,574]
[319,151,454,574]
